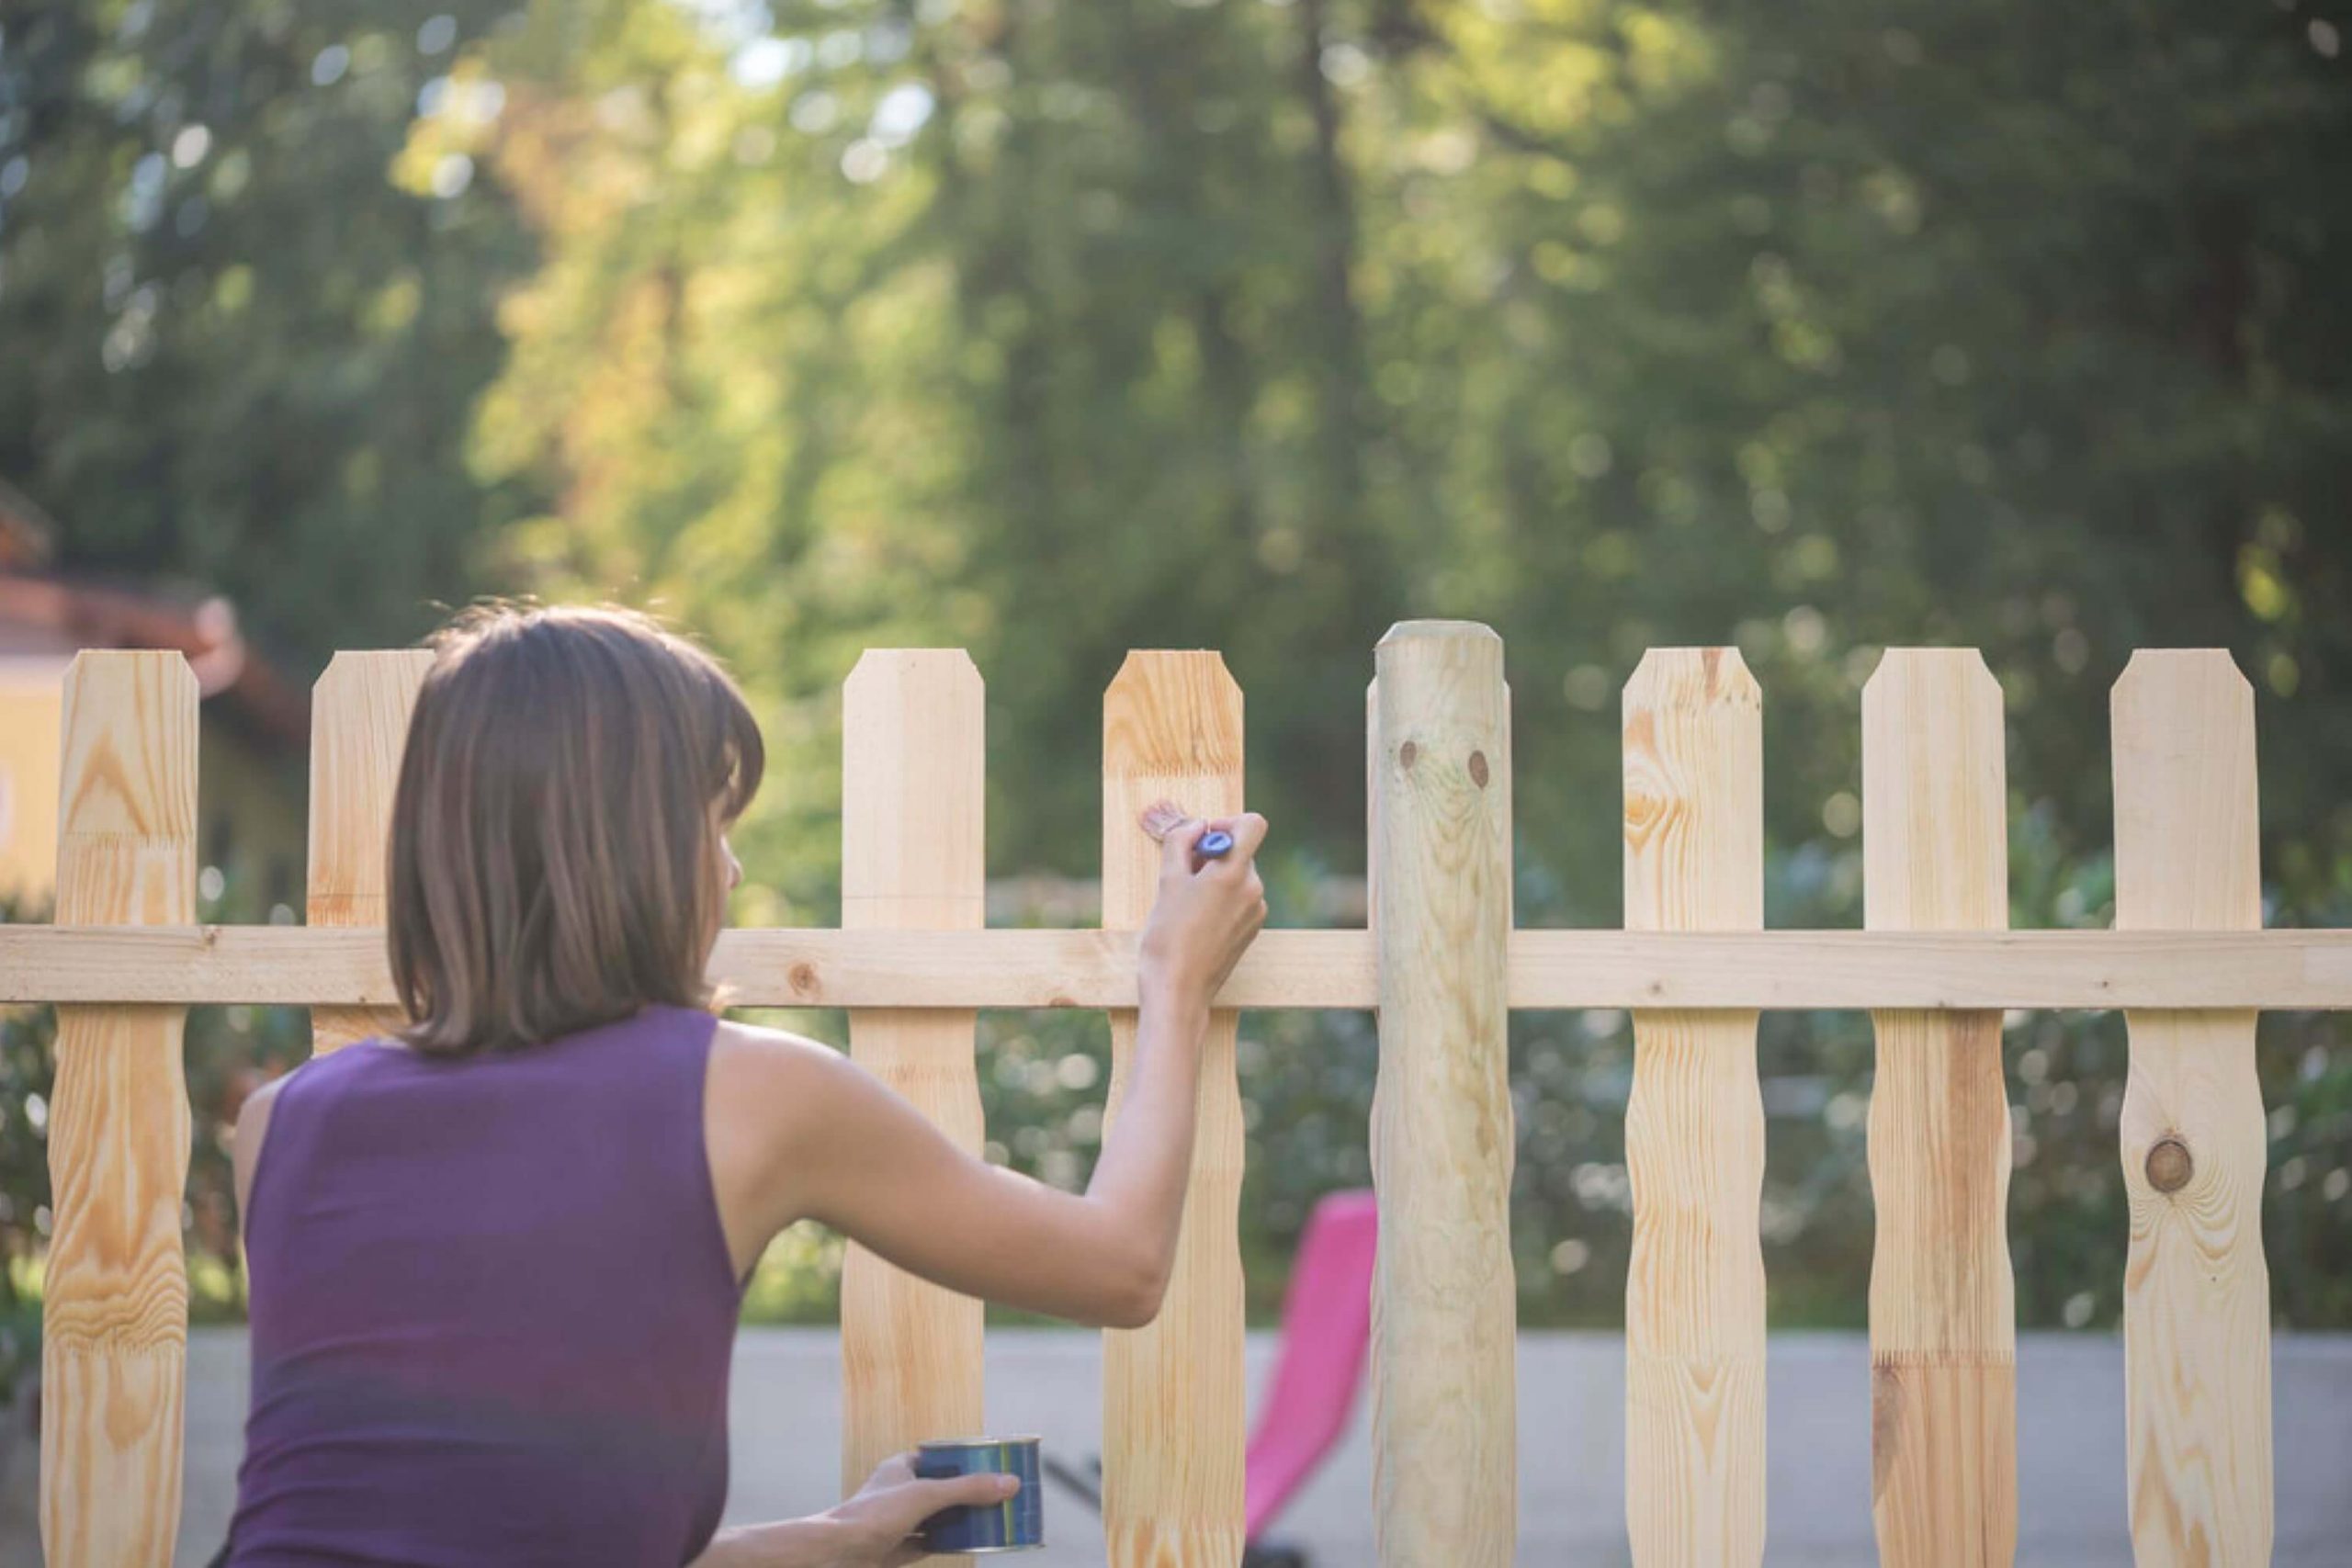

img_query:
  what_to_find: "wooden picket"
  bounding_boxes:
[839,651,989,1497]
[1862,650,2018,1566]
[1623,649,1766,1568]
[1099,652,1250,1565]
[2114,651,2271,1564]
[307,650,432,1055]
[13,622,2346,1568]
[41,651,198,1567]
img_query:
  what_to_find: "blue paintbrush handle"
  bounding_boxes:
[1196,828,1234,858]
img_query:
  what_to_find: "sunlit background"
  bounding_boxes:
[2,0,2348,1423]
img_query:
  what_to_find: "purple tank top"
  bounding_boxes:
[229,1004,743,1567]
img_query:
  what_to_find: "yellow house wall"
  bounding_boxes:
[0,660,67,909]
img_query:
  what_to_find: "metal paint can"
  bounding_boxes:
[913,1436,1045,1554]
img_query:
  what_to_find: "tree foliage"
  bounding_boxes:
[4,0,2348,1325]
[0,0,536,653]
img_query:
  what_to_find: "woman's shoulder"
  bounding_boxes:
[230,1041,395,1205]
[234,1039,375,1130]
[704,1021,864,1167]
[707,1018,849,1095]
[231,1050,344,1224]
[701,1020,867,1264]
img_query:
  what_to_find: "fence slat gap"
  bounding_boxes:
[2114,649,2273,1562]
[1370,620,1517,1567]
[307,650,433,1053]
[838,650,989,1496]
[1099,650,1248,1565]
[41,650,199,1567]
[1623,649,1767,1566]
[1861,649,2018,1565]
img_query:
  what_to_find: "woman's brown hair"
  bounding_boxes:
[387,604,763,1055]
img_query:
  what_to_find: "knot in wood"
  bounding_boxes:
[1468,750,1490,788]
[787,961,820,998]
[1398,740,1418,770]
[2144,1135,2193,1194]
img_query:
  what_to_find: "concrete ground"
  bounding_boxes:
[9,1329,2351,1564]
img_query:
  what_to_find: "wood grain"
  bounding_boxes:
[2113,650,2271,1567]
[6,923,2349,1010]
[41,650,198,1567]
[1623,649,1766,1568]
[1370,621,1516,1568]
[307,649,432,1053]
[1099,651,1248,1568]
[838,651,988,1522]
[1862,649,2018,1568]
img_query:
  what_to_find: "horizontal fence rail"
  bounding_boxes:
[5,923,2350,1010]
[10,628,2344,1568]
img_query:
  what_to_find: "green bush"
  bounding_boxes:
[785,829,2352,1333]
[7,825,2349,1347]
[0,997,50,1404]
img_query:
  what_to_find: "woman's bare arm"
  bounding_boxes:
[705,809,1267,1327]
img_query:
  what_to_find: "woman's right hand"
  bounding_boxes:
[1135,801,1269,1013]
[690,1451,1022,1567]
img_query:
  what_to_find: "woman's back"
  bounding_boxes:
[230,1004,741,1568]
[215,604,1265,1567]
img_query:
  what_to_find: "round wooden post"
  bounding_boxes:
[42,650,198,1566]
[1369,620,1515,1567]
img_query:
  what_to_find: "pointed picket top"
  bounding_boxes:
[58,650,199,852]
[843,649,986,917]
[1101,651,1243,930]
[2112,649,2259,931]
[1102,649,1243,783]
[1861,648,2007,931]
[307,650,433,914]
[1623,647,1763,933]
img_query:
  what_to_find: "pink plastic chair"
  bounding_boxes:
[1244,1188,1377,1547]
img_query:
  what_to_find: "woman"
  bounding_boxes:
[225,604,1268,1566]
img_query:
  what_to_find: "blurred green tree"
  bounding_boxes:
[0,0,539,655]
[3,0,2347,1326]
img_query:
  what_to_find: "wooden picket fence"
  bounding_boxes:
[6,621,2349,1567]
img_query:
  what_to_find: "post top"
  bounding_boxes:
[1377,619,1500,647]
